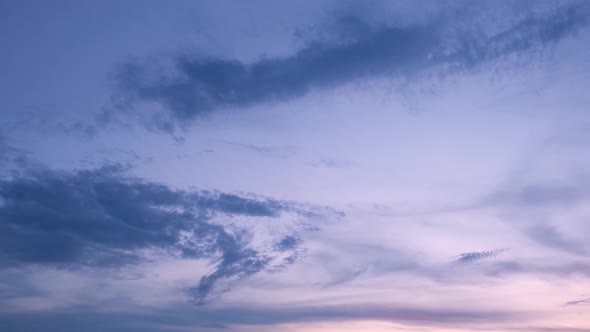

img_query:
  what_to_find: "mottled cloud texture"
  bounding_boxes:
[0,164,332,304]
[111,1,589,132]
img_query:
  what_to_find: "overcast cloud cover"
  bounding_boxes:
[1,1,590,331]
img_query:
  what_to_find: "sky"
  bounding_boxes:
[1,0,590,331]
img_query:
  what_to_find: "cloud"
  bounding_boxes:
[274,235,301,252]
[485,173,590,254]
[306,158,350,169]
[485,260,590,279]
[0,164,333,303]
[490,177,590,208]
[220,141,297,158]
[564,297,590,306]
[0,132,30,178]
[187,247,271,305]
[179,302,524,330]
[0,302,522,332]
[527,224,586,255]
[452,249,506,265]
[110,1,590,132]
[0,105,101,140]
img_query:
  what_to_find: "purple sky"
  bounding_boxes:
[1,1,590,331]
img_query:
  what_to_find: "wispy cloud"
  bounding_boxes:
[306,158,351,169]
[564,297,590,306]
[220,141,297,158]
[527,224,586,255]
[452,249,506,265]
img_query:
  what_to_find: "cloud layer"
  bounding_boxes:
[2,1,590,331]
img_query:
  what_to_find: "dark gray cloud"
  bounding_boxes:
[0,302,521,332]
[564,297,590,306]
[0,164,326,303]
[453,249,506,265]
[269,234,305,271]
[274,235,301,252]
[187,247,271,305]
[207,305,519,326]
[111,2,589,131]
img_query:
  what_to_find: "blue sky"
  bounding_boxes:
[1,1,590,331]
